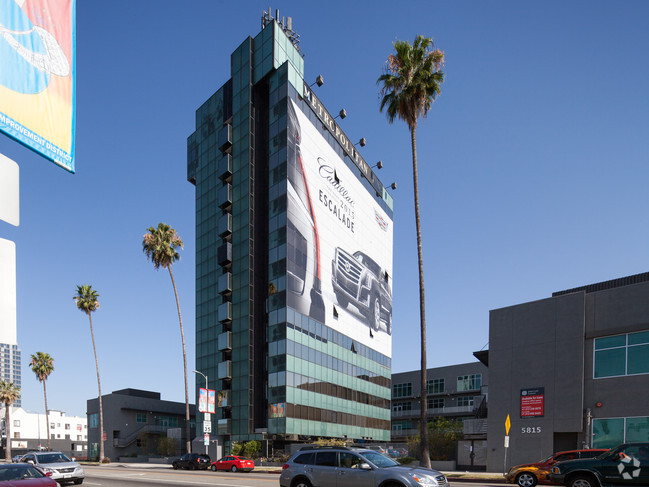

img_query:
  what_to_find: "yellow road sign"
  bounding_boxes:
[505,414,511,435]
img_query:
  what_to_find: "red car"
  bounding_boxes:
[210,456,255,472]
[0,463,57,486]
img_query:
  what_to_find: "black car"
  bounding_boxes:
[549,442,649,487]
[172,453,211,470]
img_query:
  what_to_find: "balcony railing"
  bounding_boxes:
[391,405,475,418]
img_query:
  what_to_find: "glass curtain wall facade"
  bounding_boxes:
[188,20,393,448]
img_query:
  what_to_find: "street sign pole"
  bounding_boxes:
[504,414,511,474]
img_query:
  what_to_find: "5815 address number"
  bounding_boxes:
[522,427,541,434]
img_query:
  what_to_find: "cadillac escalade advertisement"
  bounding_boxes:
[287,99,393,356]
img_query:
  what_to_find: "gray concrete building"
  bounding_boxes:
[486,272,649,472]
[391,362,488,469]
[86,389,196,461]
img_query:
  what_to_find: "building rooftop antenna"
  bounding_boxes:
[261,7,303,57]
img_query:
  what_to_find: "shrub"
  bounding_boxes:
[101,457,111,464]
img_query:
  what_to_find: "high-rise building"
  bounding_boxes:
[187,13,394,450]
[0,260,21,407]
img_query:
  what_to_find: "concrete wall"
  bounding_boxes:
[488,279,649,472]
[487,292,585,471]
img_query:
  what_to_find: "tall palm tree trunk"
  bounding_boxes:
[43,382,50,451]
[89,314,104,461]
[4,405,10,461]
[168,267,191,454]
[411,123,431,469]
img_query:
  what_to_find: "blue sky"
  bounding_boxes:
[1,0,648,418]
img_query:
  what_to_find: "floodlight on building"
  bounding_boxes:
[371,161,383,170]
[310,75,324,88]
[334,109,347,120]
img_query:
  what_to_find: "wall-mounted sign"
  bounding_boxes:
[521,388,544,418]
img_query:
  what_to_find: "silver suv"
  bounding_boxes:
[22,451,85,485]
[279,446,449,487]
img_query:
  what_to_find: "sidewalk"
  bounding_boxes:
[90,463,508,483]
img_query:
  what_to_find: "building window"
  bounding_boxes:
[13,420,19,427]
[594,331,649,378]
[593,417,649,449]
[391,420,412,432]
[427,398,444,410]
[89,414,99,428]
[393,383,412,398]
[65,424,70,430]
[427,378,445,394]
[50,423,55,429]
[392,401,412,413]
[457,396,474,407]
[457,374,481,392]
[136,413,147,423]
[13,432,20,438]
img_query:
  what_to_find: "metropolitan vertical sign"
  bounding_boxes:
[0,0,76,172]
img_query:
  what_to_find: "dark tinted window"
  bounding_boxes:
[315,451,337,466]
[554,453,577,462]
[294,452,314,465]
[580,450,605,459]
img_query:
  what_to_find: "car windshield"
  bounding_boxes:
[361,451,400,468]
[37,453,71,463]
[0,465,46,480]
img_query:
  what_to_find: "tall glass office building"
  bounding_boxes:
[187,14,394,449]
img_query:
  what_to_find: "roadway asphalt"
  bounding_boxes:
[91,462,509,483]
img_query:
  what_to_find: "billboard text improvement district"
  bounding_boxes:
[0,0,76,172]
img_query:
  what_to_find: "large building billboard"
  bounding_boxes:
[0,0,75,172]
[286,98,393,356]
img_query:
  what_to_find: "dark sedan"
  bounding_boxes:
[172,453,211,470]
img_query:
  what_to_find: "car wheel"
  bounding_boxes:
[231,465,238,472]
[569,474,597,487]
[211,464,217,471]
[370,294,381,331]
[172,463,178,470]
[515,472,537,487]
[73,481,83,485]
[292,478,312,487]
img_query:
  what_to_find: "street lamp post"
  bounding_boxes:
[192,370,209,455]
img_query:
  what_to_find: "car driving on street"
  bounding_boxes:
[506,449,608,487]
[280,445,449,487]
[548,443,649,487]
[21,451,84,485]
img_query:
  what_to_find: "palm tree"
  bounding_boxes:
[0,380,21,462]
[378,34,444,469]
[142,223,191,453]
[29,352,54,451]
[73,284,105,461]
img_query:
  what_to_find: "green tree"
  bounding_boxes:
[73,284,105,461]
[378,35,444,469]
[156,435,177,456]
[428,417,463,461]
[243,440,261,459]
[29,352,54,451]
[0,380,21,462]
[230,442,243,456]
[142,223,190,453]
